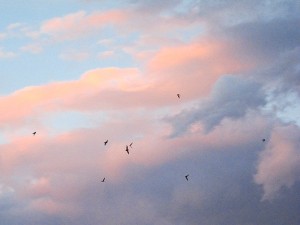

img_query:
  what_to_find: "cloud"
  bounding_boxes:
[6,23,23,30]
[97,38,113,46]
[188,0,300,26]
[128,0,182,12]
[262,47,300,94]
[221,17,300,65]
[0,82,298,225]
[254,124,300,200]
[167,75,266,136]
[2,111,298,225]
[0,32,7,40]
[97,50,114,59]
[1,1,300,224]
[59,51,90,61]
[40,10,126,41]
[20,43,43,54]
[2,34,254,128]
[0,67,138,127]
[0,48,17,59]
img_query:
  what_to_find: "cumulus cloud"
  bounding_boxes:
[167,75,266,136]
[263,47,300,94]
[254,125,300,200]
[2,112,298,225]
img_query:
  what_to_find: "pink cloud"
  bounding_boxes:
[24,177,51,199]
[0,104,273,221]
[254,125,300,200]
[36,6,199,46]
[100,111,271,180]
[1,109,265,181]
[0,68,139,127]
[0,35,258,130]
[146,38,256,100]
[28,197,78,216]
[40,10,126,41]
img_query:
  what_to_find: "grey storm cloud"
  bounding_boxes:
[167,75,266,136]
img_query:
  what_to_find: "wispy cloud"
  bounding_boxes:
[59,51,90,61]
[40,10,126,41]
[0,48,17,58]
[20,43,43,54]
[97,50,114,59]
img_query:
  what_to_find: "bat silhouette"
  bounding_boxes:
[185,174,189,181]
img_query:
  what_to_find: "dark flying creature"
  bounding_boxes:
[177,94,180,99]
[104,140,108,145]
[32,132,36,136]
[185,174,189,181]
[126,145,129,154]
[129,142,133,148]
[101,178,105,182]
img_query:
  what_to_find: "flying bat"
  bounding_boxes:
[185,174,189,181]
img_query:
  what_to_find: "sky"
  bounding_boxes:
[0,0,300,224]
